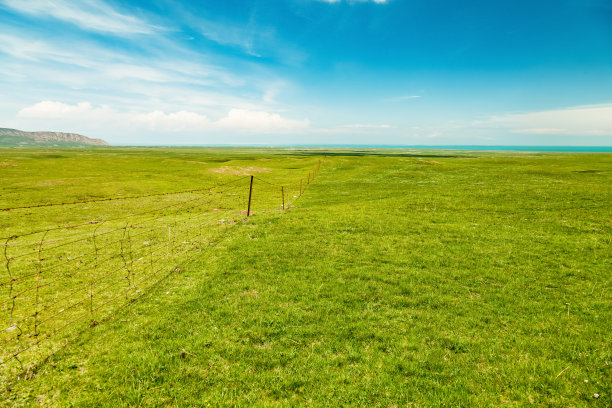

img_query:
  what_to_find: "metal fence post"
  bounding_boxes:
[247,175,254,217]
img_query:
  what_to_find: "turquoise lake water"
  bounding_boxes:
[125,144,612,152]
[290,145,612,152]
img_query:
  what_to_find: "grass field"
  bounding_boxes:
[0,148,320,384]
[1,148,610,407]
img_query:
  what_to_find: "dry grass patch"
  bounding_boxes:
[208,166,272,175]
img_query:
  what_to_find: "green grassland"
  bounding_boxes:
[0,148,319,385]
[1,147,610,407]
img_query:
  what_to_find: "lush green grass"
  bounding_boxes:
[0,147,318,234]
[0,148,320,383]
[1,148,611,407]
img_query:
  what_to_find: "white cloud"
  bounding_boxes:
[1,0,155,35]
[16,101,310,135]
[342,124,394,129]
[133,110,211,132]
[0,3,303,138]
[511,128,564,135]
[261,81,290,104]
[217,109,310,131]
[483,104,612,136]
[18,101,112,119]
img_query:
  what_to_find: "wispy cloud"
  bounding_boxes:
[190,16,307,65]
[200,18,270,57]
[382,95,421,103]
[402,103,612,145]
[217,109,310,131]
[481,104,612,136]
[342,123,394,129]
[0,0,311,143]
[0,29,275,113]
[511,128,564,135]
[0,0,156,35]
[0,33,104,66]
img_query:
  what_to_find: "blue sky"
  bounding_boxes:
[0,0,611,145]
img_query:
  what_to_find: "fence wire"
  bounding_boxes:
[1,160,322,382]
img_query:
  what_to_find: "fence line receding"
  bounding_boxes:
[1,160,322,382]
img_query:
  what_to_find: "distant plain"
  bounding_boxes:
[1,147,610,407]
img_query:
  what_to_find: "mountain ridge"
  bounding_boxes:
[0,128,109,146]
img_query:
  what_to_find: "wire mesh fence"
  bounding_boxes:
[1,160,322,382]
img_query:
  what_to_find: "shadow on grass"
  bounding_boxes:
[288,150,470,159]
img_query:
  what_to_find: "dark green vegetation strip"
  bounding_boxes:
[2,149,611,407]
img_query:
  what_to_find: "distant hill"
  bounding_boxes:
[0,128,109,147]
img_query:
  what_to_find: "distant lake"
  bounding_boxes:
[290,145,612,152]
[121,145,612,152]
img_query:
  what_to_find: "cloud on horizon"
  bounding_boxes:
[481,104,612,137]
[17,101,310,137]
[12,100,612,146]
[342,123,394,129]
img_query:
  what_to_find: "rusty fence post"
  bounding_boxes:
[247,175,254,217]
[34,231,48,339]
[281,186,285,210]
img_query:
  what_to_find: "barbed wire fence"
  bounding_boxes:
[1,160,322,383]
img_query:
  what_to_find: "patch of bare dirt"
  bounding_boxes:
[209,166,272,176]
[36,180,65,186]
